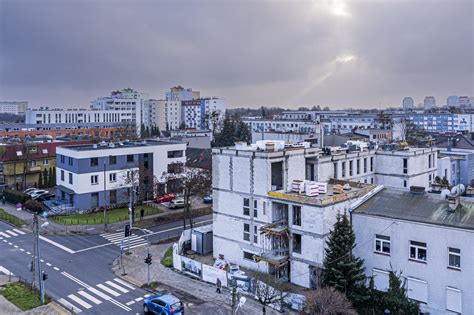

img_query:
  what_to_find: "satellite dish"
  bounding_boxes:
[440,189,451,199]
[451,187,458,195]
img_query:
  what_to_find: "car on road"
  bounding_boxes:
[24,188,38,194]
[202,195,213,204]
[143,293,184,314]
[168,198,185,209]
[29,190,48,198]
[155,193,176,204]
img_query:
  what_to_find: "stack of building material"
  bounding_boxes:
[305,182,320,196]
[292,180,305,194]
[333,184,344,194]
[315,182,328,194]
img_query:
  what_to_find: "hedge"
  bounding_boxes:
[2,189,31,204]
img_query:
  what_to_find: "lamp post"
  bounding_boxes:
[103,160,107,231]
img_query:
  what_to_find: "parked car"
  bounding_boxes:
[155,193,176,204]
[36,193,55,201]
[24,188,38,194]
[30,190,48,198]
[202,195,213,204]
[26,189,44,196]
[168,198,185,209]
[143,293,184,315]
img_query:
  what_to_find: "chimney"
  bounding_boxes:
[447,195,460,212]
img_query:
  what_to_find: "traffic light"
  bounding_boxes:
[124,224,130,237]
[42,271,48,281]
[144,253,152,265]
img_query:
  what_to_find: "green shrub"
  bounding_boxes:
[2,189,31,204]
[160,246,173,268]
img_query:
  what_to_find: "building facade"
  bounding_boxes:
[424,96,436,110]
[0,102,28,115]
[402,97,414,111]
[55,140,186,210]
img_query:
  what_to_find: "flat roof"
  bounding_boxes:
[354,188,474,230]
[63,139,184,151]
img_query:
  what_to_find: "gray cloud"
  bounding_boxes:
[0,0,472,109]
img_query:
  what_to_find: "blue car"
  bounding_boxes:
[202,195,213,204]
[143,293,184,314]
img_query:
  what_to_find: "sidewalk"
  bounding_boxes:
[113,243,281,315]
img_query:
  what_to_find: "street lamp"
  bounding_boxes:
[103,159,107,231]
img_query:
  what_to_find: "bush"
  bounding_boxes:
[2,189,31,204]
[161,246,173,268]
[24,199,45,214]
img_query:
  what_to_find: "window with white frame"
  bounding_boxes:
[91,175,99,185]
[448,247,461,269]
[109,173,117,182]
[375,234,390,254]
[243,198,250,216]
[446,287,462,313]
[409,240,427,262]
[293,205,301,226]
[253,225,258,244]
[43,159,49,165]
[253,200,258,217]
[243,223,250,241]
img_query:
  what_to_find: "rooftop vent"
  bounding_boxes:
[447,195,460,212]
[409,186,425,195]
[92,144,98,149]
[108,143,115,148]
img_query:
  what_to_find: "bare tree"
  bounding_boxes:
[302,287,356,315]
[252,272,290,314]
[160,162,211,230]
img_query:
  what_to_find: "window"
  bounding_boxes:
[333,163,338,178]
[243,198,250,216]
[253,225,258,243]
[91,175,99,185]
[43,159,49,165]
[109,173,117,182]
[253,200,258,217]
[403,180,407,188]
[243,251,255,261]
[61,170,64,181]
[370,157,374,172]
[68,157,73,166]
[356,159,360,174]
[31,160,37,167]
[90,157,98,166]
[60,155,65,163]
[409,241,427,262]
[16,150,23,157]
[349,160,353,176]
[68,173,73,184]
[243,223,250,241]
[293,205,301,226]
[403,158,408,174]
[91,192,99,207]
[364,158,367,173]
[375,234,390,254]
[341,162,346,178]
[110,190,117,204]
[127,154,134,163]
[448,247,461,269]
[42,148,48,154]
[428,154,432,168]
[109,156,117,165]
[167,150,184,158]
[446,287,462,313]
[293,233,302,254]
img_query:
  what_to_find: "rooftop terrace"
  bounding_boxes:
[61,139,183,151]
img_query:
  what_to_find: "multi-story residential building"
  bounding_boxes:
[437,149,474,187]
[165,100,182,130]
[0,101,28,115]
[0,140,91,191]
[353,188,474,314]
[165,86,198,102]
[212,141,380,288]
[424,96,436,110]
[322,114,378,134]
[447,96,459,107]
[407,113,473,133]
[402,97,414,111]
[55,140,186,210]
[458,96,470,107]
[181,98,226,130]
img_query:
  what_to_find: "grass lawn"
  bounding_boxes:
[161,246,173,268]
[0,209,26,227]
[50,205,162,225]
[0,282,50,310]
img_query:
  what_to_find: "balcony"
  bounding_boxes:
[254,249,289,267]
[28,166,41,172]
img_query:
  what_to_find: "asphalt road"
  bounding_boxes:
[0,215,212,314]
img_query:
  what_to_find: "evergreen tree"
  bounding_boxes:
[322,213,368,308]
[38,171,43,189]
[384,270,419,314]
[42,168,48,188]
[48,167,56,187]
[236,120,251,144]
[212,118,236,147]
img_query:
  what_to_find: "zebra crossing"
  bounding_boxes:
[57,277,139,313]
[0,228,26,239]
[100,231,149,250]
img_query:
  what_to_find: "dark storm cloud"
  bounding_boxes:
[0,0,472,108]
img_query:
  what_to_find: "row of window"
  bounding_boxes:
[60,171,118,185]
[374,235,461,269]
[30,159,50,167]
[337,157,374,178]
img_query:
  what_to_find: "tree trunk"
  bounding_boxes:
[262,305,266,315]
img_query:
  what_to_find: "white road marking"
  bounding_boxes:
[97,284,120,297]
[12,229,26,235]
[2,239,7,242]
[58,298,82,313]
[0,232,11,238]
[20,248,24,251]
[77,290,102,305]
[54,267,60,271]
[39,236,76,254]
[135,297,143,302]
[108,299,132,311]
[5,230,18,237]
[87,287,111,301]
[26,251,31,255]
[105,281,129,293]
[0,266,14,275]
[113,278,135,290]
[126,300,135,306]
[8,242,12,245]
[13,245,18,248]
[61,272,90,288]
[144,294,151,298]
[68,294,92,309]
[46,263,52,267]
[40,259,44,262]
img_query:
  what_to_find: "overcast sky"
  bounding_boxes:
[0,0,473,109]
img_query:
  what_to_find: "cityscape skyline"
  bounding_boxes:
[1,0,473,109]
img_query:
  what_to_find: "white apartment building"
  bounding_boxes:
[212,141,380,288]
[403,97,414,111]
[0,101,28,115]
[424,96,436,110]
[25,108,133,125]
[353,188,474,314]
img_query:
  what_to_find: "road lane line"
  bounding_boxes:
[135,297,143,302]
[0,266,14,275]
[68,294,92,309]
[73,242,114,253]
[77,290,102,305]
[0,232,10,238]
[46,263,52,267]
[105,281,129,293]
[113,278,136,290]
[87,287,111,301]
[26,251,31,255]
[20,248,24,251]
[54,267,60,271]
[39,236,76,254]
[108,299,131,311]
[5,230,18,237]
[12,229,26,235]
[97,284,120,297]
[128,243,148,249]
[126,300,135,306]
[61,272,90,288]
[8,242,12,245]
[13,245,18,248]
[58,298,82,313]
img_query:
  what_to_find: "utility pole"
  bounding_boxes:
[34,214,45,304]
[231,286,237,315]
[103,161,107,231]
